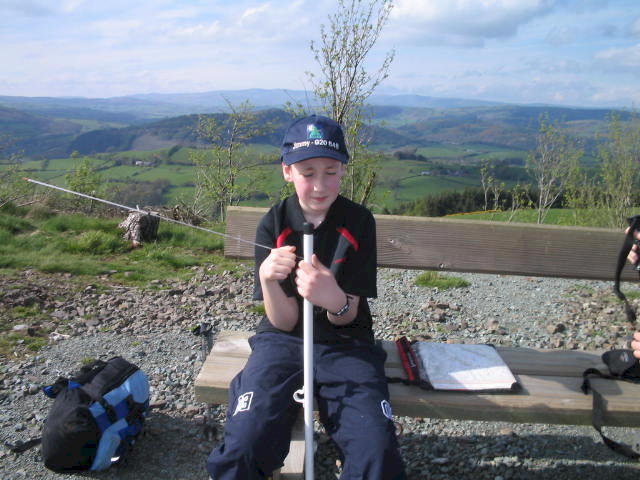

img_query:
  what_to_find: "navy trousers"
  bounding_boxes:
[206,332,406,480]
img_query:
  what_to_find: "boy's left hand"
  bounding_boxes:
[295,254,344,311]
[626,226,640,266]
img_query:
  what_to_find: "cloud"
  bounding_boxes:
[595,43,640,69]
[545,26,576,46]
[239,3,271,24]
[590,85,640,106]
[389,0,560,46]
[632,17,640,37]
[61,0,86,13]
[3,0,53,16]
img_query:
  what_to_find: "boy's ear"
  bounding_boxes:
[282,162,293,182]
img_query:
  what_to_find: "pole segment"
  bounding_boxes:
[302,222,314,480]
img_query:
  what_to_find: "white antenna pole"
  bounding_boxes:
[302,222,315,480]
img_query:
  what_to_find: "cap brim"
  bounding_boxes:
[282,146,348,166]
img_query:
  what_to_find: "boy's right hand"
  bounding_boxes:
[259,246,297,281]
[625,227,640,266]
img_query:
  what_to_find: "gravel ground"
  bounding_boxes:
[1,266,640,480]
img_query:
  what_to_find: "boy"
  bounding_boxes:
[207,115,406,479]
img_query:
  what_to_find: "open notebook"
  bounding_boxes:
[413,342,519,392]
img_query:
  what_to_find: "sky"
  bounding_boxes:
[2,0,639,108]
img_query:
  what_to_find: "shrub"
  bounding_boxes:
[26,204,56,221]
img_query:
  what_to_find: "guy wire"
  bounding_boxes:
[24,177,275,254]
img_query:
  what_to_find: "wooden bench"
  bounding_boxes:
[195,206,640,478]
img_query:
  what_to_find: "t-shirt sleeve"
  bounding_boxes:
[253,212,274,301]
[252,209,297,301]
[339,210,377,299]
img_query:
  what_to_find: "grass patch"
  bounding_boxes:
[42,214,118,233]
[0,333,49,356]
[414,271,470,290]
[0,209,242,287]
[0,212,35,234]
[250,304,266,315]
[625,290,640,300]
[63,230,129,255]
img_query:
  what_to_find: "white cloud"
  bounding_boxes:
[3,0,53,16]
[172,21,223,40]
[632,17,640,37]
[545,26,576,46]
[389,0,559,46]
[240,3,271,23]
[590,85,640,106]
[62,0,86,13]
[595,43,640,69]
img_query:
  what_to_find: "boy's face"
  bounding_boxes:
[282,156,345,220]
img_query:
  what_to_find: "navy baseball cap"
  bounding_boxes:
[281,114,349,166]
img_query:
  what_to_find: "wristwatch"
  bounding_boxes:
[329,296,350,317]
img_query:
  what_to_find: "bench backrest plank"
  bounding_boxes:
[224,206,635,281]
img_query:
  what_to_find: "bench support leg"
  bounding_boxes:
[270,413,305,480]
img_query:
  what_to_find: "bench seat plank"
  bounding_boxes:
[195,331,640,428]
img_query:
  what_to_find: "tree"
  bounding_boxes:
[0,162,35,210]
[479,161,495,211]
[564,112,640,228]
[597,112,640,228]
[506,183,533,222]
[65,151,104,213]
[191,100,272,221]
[306,0,395,206]
[526,114,582,224]
[564,148,601,226]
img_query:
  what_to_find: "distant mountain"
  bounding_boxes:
[0,106,83,157]
[0,89,516,124]
[129,89,505,110]
[68,109,293,156]
[0,89,630,160]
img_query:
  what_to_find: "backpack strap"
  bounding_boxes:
[79,357,138,401]
[581,368,640,460]
[386,336,433,389]
[613,215,640,325]
[4,437,42,454]
[42,377,69,398]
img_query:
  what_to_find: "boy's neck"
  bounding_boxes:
[303,212,325,229]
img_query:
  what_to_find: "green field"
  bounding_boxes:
[448,207,640,227]
[3,141,531,212]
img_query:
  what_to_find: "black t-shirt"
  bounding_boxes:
[253,194,377,344]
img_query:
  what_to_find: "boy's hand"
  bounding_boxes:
[295,254,344,312]
[259,246,297,281]
[626,227,640,266]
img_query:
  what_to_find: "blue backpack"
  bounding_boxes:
[41,356,150,471]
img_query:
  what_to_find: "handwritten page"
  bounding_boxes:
[413,343,518,391]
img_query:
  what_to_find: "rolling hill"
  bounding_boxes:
[0,89,632,161]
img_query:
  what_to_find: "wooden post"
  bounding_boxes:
[118,211,160,246]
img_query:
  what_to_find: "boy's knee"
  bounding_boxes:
[207,420,290,478]
[207,438,280,480]
[340,425,404,477]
